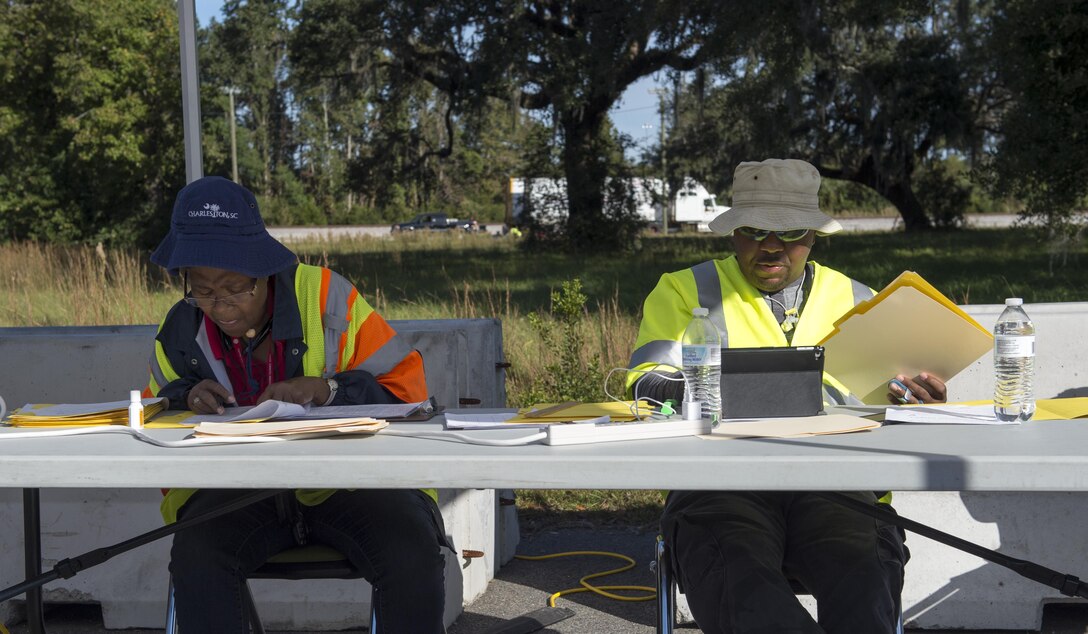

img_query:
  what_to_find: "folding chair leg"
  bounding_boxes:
[242,580,267,634]
[369,586,379,633]
[164,576,179,634]
[655,537,675,634]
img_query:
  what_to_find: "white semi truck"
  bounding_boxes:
[505,177,729,232]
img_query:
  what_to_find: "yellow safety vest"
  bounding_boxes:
[150,263,435,523]
[627,257,873,404]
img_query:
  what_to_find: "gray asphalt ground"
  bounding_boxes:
[6,520,1088,633]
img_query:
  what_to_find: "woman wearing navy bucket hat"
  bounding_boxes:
[145,176,450,632]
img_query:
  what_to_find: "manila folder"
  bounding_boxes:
[820,283,992,404]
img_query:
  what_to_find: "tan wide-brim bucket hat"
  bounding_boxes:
[708,158,843,236]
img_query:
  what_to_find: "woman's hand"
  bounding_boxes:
[257,376,331,406]
[887,372,947,405]
[187,379,236,414]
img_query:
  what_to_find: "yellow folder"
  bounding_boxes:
[818,271,993,404]
[6,398,168,427]
[505,401,651,424]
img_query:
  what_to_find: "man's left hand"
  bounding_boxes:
[887,372,947,404]
[257,377,331,406]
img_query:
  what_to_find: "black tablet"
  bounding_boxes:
[719,346,825,418]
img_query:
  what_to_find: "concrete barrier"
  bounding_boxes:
[0,319,514,629]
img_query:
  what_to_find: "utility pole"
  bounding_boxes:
[650,87,670,234]
[221,86,241,185]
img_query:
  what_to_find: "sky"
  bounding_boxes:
[192,0,664,153]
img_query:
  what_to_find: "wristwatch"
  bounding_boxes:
[323,378,339,406]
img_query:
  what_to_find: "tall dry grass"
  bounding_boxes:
[0,242,179,327]
[0,241,640,408]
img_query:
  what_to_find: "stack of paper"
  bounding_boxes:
[819,271,993,404]
[193,417,388,438]
[7,398,167,427]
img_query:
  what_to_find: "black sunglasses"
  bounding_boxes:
[735,227,812,242]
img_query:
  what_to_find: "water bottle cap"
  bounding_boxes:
[692,307,709,317]
[1005,297,1023,307]
[130,390,142,402]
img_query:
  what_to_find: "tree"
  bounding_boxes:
[0,0,184,245]
[201,0,295,195]
[986,1,1088,229]
[667,0,990,231]
[293,0,728,250]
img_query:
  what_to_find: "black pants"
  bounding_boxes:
[661,491,908,634]
[170,489,449,633]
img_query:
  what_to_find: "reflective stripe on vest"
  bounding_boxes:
[195,318,232,394]
[321,268,354,376]
[354,330,414,376]
[148,338,178,396]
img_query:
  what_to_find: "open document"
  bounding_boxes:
[178,398,436,426]
[818,271,993,404]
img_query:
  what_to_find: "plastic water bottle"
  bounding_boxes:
[993,298,1035,422]
[681,307,722,422]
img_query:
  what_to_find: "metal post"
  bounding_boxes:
[651,87,669,234]
[23,489,45,634]
[178,0,203,183]
[222,86,240,184]
[659,100,668,235]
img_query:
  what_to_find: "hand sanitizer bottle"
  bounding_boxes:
[128,390,144,429]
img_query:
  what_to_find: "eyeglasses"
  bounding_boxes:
[183,276,259,309]
[735,227,812,242]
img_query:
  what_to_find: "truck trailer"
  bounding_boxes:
[505,177,729,232]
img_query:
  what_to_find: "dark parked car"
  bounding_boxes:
[391,213,459,232]
[392,213,486,233]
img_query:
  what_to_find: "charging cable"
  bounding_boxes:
[604,365,686,420]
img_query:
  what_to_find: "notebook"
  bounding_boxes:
[719,346,825,418]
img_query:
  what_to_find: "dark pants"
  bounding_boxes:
[170,489,449,633]
[661,491,907,634]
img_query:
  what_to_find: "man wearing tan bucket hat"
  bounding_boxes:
[627,159,946,632]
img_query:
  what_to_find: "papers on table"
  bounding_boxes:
[706,414,880,439]
[193,417,389,438]
[177,399,435,427]
[883,404,1016,425]
[819,271,993,404]
[6,398,167,427]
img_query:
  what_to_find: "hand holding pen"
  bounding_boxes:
[186,380,236,414]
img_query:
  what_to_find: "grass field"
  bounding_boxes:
[3,227,1084,519]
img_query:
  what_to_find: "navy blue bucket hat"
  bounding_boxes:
[151,176,297,278]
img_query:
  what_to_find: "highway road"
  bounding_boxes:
[266,214,1022,242]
